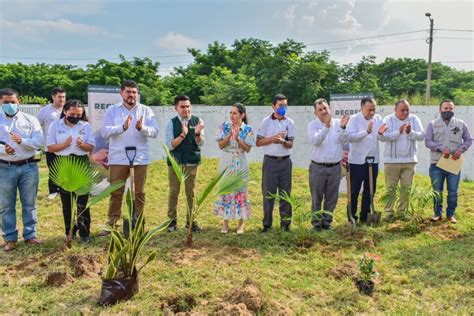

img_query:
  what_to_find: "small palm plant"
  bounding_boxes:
[380,184,440,233]
[99,189,171,305]
[50,156,125,248]
[164,145,245,247]
[266,191,330,247]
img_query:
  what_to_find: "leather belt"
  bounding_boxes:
[311,160,340,167]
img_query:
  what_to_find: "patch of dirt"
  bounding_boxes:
[213,302,253,316]
[424,223,463,240]
[356,238,376,250]
[264,300,294,315]
[164,294,198,313]
[45,271,74,287]
[68,254,101,277]
[171,245,260,267]
[223,278,263,313]
[329,262,357,280]
[295,236,316,248]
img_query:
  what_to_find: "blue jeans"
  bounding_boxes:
[0,162,39,242]
[429,164,461,217]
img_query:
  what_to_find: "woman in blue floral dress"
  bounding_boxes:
[214,103,255,234]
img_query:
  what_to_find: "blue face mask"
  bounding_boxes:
[2,103,19,117]
[276,105,287,117]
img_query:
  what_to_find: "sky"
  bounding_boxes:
[0,0,473,75]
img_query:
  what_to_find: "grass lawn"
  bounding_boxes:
[0,159,473,314]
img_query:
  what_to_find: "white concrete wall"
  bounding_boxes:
[20,104,474,180]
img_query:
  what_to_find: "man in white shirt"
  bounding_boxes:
[347,97,387,223]
[307,98,349,230]
[37,87,66,200]
[256,94,295,232]
[379,100,425,221]
[165,95,205,232]
[0,88,44,251]
[98,80,159,236]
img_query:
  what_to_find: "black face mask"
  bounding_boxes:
[441,111,454,121]
[66,116,81,125]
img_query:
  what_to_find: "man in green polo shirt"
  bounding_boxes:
[165,95,205,232]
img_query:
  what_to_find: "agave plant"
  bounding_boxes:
[380,183,440,233]
[104,189,171,279]
[164,145,246,247]
[50,156,125,248]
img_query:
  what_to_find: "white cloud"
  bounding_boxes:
[153,32,201,51]
[0,0,105,19]
[0,18,110,42]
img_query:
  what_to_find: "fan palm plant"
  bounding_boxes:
[50,156,125,248]
[164,145,246,247]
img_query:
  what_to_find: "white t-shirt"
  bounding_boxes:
[47,119,95,156]
[257,114,295,157]
[37,104,62,151]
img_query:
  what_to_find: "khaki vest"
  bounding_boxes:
[430,117,464,163]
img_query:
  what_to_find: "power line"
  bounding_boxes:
[306,30,427,46]
[435,28,474,32]
[318,38,425,51]
[0,54,189,61]
[434,37,473,40]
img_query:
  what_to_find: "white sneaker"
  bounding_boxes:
[47,192,58,200]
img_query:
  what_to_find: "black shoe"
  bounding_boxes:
[185,222,201,233]
[281,224,290,232]
[80,236,91,243]
[313,225,323,232]
[322,225,332,230]
[261,226,271,233]
[168,219,177,232]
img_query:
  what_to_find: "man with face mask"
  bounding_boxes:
[307,98,349,230]
[256,94,295,232]
[425,99,472,223]
[98,80,159,236]
[347,96,387,223]
[165,95,205,232]
[379,100,425,222]
[0,88,44,251]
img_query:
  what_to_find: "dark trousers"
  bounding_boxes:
[60,190,90,237]
[262,156,292,227]
[349,162,378,222]
[309,162,341,228]
[46,152,60,194]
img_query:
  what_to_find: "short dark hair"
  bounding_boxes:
[1,88,19,98]
[272,94,287,105]
[395,99,409,108]
[121,80,138,91]
[60,99,88,122]
[313,98,329,109]
[51,87,66,96]
[232,102,248,124]
[174,94,191,106]
[361,96,376,107]
[439,98,454,109]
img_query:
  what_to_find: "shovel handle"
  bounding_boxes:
[365,156,375,165]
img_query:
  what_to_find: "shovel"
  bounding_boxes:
[346,164,356,234]
[123,146,137,238]
[366,156,381,226]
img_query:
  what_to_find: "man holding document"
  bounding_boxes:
[425,99,472,223]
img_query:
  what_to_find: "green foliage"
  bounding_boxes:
[1,40,472,106]
[357,254,377,282]
[105,189,171,279]
[20,95,50,105]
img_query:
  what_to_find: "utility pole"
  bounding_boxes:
[425,12,434,106]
